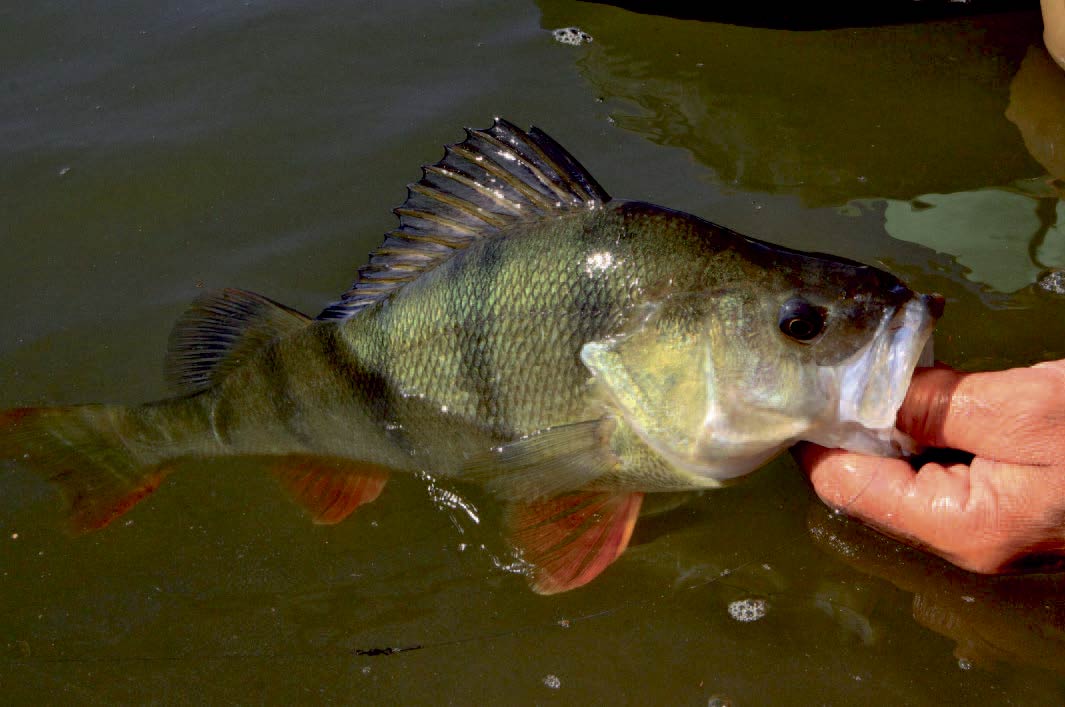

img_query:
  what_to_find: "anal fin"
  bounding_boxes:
[505,491,644,595]
[274,456,390,525]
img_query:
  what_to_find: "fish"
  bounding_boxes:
[0,119,943,594]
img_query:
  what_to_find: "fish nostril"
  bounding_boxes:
[923,292,946,319]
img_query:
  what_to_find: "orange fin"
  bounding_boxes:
[274,456,389,525]
[505,491,643,595]
[1,405,172,533]
[69,465,172,532]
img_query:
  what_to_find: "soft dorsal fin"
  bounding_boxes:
[317,118,611,320]
[165,288,312,394]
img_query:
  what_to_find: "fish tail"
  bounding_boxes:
[0,404,175,532]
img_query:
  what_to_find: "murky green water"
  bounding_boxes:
[3,1,1065,703]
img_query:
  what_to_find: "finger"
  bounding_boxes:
[799,443,1065,573]
[898,362,1065,465]
[799,443,984,563]
[796,443,920,531]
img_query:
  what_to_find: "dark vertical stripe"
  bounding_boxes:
[311,324,409,451]
[455,239,507,434]
[259,339,309,445]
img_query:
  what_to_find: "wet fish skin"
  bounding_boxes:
[155,199,916,490]
[0,119,941,593]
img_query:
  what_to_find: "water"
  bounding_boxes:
[3,1,1065,703]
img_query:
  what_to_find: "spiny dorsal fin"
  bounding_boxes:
[165,288,311,394]
[317,118,611,320]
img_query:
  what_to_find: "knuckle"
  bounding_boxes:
[947,537,1011,573]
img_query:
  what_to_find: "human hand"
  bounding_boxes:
[797,359,1065,573]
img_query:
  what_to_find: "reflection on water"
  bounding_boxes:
[1007,44,1065,183]
[874,187,1063,293]
[808,505,1065,674]
[3,0,1065,703]
[866,44,1065,296]
[588,0,1038,31]
[539,0,1043,206]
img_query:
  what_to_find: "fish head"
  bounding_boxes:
[581,244,943,484]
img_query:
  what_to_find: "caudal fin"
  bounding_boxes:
[0,405,172,532]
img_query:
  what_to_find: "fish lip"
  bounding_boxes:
[810,294,940,456]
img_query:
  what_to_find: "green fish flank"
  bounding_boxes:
[0,119,942,593]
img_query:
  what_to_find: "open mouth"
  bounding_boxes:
[811,293,942,457]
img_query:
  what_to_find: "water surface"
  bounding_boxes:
[3,1,1065,703]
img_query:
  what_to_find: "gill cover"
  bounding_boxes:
[581,291,817,484]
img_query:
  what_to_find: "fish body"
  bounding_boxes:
[1,120,942,592]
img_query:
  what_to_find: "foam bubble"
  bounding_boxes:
[552,27,593,46]
[727,598,767,623]
[1038,269,1065,295]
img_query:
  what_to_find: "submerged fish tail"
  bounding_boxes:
[0,398,211,532]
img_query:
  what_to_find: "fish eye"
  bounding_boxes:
[778,298,826,342]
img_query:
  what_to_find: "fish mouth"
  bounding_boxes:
[809,293,943,457]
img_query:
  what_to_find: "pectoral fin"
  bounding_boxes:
[505,491,643,595]
[274,456,390,525]
[463,419,616,501]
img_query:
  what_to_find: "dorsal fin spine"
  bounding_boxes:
[446,144,556,211]
[468,130,575,204]
[422,166,525,215]
[407,183,509,227]
[316,119,612,321]
[394,207,482,235]
[526,126,609,203]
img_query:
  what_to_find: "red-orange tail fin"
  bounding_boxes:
[0,405,172,532]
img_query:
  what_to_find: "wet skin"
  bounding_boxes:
[799,359,1065,573]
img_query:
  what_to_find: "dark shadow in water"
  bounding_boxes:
[587,0,1039,31]
[538,0,1044,205]
[807,504,1065,675]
